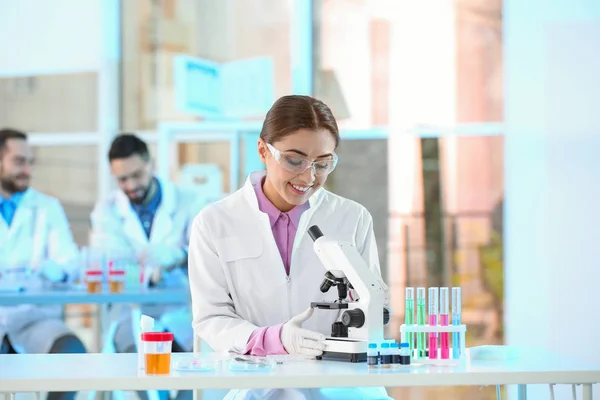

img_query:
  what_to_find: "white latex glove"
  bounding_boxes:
[38,261,66,283]
[280,307,326,356]
[139,245,186,285]
[139,244,186,270]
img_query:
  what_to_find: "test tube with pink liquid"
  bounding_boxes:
[428,287,439,359]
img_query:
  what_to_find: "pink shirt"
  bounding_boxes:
[244,178,309,356]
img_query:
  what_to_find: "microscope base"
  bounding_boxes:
[316,351,367,363]
[317,337,368,363]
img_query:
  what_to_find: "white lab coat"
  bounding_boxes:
[189,171,391,400]
[90,178,205,350]
[0,189,79,354]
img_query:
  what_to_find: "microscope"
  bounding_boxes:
[308,225,389,363]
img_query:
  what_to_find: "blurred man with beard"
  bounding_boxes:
[0,128,86,400]
[90,134,204,400]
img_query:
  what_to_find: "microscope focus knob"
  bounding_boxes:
[331,322,348,338]
[383,308,390,325]
[341,309,365,328]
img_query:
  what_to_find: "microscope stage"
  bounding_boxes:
[310,301,349,310]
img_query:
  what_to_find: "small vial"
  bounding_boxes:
[380,343,392,368]
[400,342,411,366]
[367,343,379,369]
[391,342,400,367]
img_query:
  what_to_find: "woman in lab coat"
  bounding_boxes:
[188,95,391,400]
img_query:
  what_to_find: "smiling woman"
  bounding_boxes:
[188,94,392,399]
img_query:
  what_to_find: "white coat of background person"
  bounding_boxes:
[0,129,85,356]
[90,134,205,354]
[188,95,393,400]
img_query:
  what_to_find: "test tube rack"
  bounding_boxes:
[399,323,467,365]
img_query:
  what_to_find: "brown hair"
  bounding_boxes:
[0,128,27,158]
[108,133,150,162]
[260,95,340,148]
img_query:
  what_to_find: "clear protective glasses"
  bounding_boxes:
[266,143,338,177]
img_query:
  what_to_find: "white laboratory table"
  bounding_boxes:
[0,286,190,306]
[0,348,598,399]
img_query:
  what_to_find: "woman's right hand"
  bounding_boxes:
[280,307,326,356]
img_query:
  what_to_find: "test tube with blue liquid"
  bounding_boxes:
[452,287,462,359]
[416,287,426,358]
[404,287,415,355]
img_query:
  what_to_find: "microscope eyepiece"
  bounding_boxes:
[308,225,324,241]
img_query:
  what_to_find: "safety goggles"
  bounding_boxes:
[266,143,338,177]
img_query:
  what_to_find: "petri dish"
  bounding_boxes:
[174,355,223,373]
[227,356,276,372]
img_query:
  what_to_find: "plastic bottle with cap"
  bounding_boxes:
[367,343,379,369]
[400,342,411,366]
[138,314,155,371]
[391,342,400,367]
[141,332,174,375]
[380,342,392,368]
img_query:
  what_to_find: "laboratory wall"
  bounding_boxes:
[0,0,103,75]
[0,0,104,245]
[504,0,600,398]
